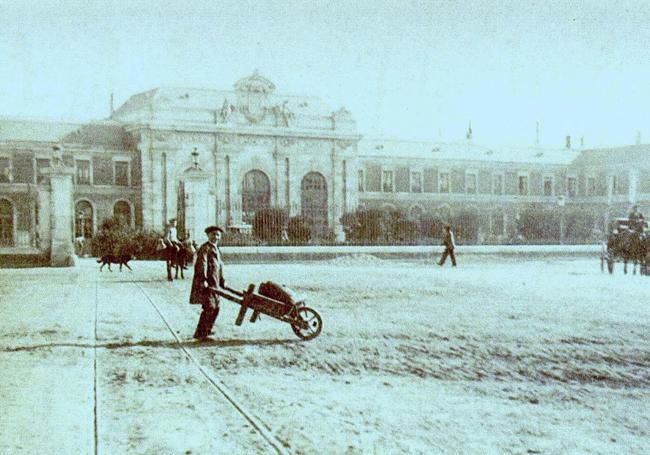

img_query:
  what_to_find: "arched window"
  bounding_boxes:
[0,199,14,246]
[409,205,424,222]
[242,170,270,224]
[113,201,131,227]
[75,201,93,239]
[301,172,328,236]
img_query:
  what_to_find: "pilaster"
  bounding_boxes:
[41,164,75,266]
[182,167,212,242]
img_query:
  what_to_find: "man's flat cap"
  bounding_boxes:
[204,225,224,234]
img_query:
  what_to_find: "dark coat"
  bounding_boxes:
[189,241,224,305]
[441,229,455,250]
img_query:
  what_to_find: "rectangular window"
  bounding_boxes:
[411,171,422,193]
[114,161,129,186]
[439,172,450,193]
[567,176,577,197]
[382,170,394,192]
[36,159,50,184]
[76,160,91,185]
[586,176,596,196]
[543,175,554,196]
[0,158,12,183]
[358,169,365,192]
[465,172,477,194]
[518,175,529,195]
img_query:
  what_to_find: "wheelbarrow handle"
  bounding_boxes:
[223,285,245,297]
[207,286,241,301]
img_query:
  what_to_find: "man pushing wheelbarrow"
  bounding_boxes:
[190,225,225,342]
[190,225,323,342]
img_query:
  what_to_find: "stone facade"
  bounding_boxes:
[0,72,649,263]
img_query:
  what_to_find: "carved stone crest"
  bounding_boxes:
[234,70,275,124]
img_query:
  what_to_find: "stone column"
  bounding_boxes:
[330,146,344,241]
[41,164,75,267]
[629,169,638,204]
[182,167,212,243]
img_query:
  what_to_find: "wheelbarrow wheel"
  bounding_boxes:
[291,307,322,341]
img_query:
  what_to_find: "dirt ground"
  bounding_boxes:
[1,255,649,454]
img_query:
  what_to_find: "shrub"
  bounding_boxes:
[287,216,311,244]
[90,216,161,259]
[391,219,420,243]
[420,216,443,238]
[356,209,383,243]
[253,207,287,243]
[451,209,480,244]
[340,212,362,242]
[517,208,560,242]
[564,208,595,242]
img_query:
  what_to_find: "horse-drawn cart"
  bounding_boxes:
[600,217,649,275]
[211,282,323,341]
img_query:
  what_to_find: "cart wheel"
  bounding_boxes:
[291,307,322,341]
[607,258,614,274]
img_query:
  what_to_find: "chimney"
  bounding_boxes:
[110,93,115,118]
[637,130,642,145]
[580,136,584,148]
[535,121,540,146]
[565,135,571,149]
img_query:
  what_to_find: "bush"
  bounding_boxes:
[287,216,311,244]
[391,219,420,243]
[90,216,161,259]
[420,216,443,238]
[451,209,480,244]
[340,209,383,243]
[253,207,288,243]
[564,209,595,242]
[517,208,560,242]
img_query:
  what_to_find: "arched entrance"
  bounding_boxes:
[301,172,328,237]
[75,200,93,239]
[0,198,14,246]
[113,200,132,227]
[242,170,271,224]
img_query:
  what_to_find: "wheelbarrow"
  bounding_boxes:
[210,283,323,341]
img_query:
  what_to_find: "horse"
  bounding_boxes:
[608,229,649,275]
[156,239,195,281]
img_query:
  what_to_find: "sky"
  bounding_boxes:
[1,0,649,148]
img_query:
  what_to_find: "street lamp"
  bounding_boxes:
[191,147,199,169]
[557,195,566,245]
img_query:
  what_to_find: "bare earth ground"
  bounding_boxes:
[1,254,649,454]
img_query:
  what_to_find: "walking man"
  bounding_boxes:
[190,226,225,341]
[437,224,457,267]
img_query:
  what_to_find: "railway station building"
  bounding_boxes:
[0,71,648,264]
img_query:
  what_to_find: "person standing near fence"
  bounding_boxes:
[190,226,225,341]
[437,224,457,267]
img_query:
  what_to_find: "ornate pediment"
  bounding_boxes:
[234,70,276,124]
[234,70,276,94]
